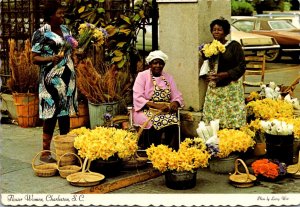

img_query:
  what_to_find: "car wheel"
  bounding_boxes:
[291,54,300,63]
[264,49,281,62]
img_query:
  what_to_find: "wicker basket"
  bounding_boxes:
[287,151,300,178]
[58,152,83,178]
[229,159,256,188]
[66,157,105,187]
[53,134,77,166]
[32,150,58,177]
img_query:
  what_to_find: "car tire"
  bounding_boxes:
[291,54,300,63]
[264,49,281,62]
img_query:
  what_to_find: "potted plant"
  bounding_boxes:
[72,126,138,177]
[7,39,39,127]
[207,129,256,174]
[146,138,211,190]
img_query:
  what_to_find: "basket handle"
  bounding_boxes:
[233,158,255,181]
[57,152,83,170]
[31,150,57,171]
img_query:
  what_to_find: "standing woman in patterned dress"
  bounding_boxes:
[31,0,77,162]
[202,18,246,129]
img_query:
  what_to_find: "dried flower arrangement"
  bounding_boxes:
[7,39,39,93]
[76,58,132,104]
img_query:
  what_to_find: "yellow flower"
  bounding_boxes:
[202,40,226,58]
[146,138,211,173]
[217,129,255,158]
[70,126,138,161]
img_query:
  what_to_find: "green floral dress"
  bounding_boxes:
[203,40,246,129]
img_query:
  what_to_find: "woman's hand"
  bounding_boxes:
[52,54,63,65]
[170,101,179,112]
[206,72,229,82]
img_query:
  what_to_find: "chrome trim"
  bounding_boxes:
[282,48,300,52]
[242,45,280,50]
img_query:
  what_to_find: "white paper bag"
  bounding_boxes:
[199,60,209,77]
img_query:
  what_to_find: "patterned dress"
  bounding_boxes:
[31,24,77,119]
[203,40,246,129]
[143,73,178,130]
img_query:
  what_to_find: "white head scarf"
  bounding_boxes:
[146,50,168,64]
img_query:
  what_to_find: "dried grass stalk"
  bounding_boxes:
[76,58,131,104]
[8,39,39,93]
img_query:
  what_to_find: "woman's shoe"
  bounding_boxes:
[40,154,56,163]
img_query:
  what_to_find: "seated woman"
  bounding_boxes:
[133,50,184,150]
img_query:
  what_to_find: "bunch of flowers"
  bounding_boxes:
[276,117,300,139]
[251,159,287,179]
[146,138,211,173]
[73,126,138,161]
[58,35,78,57]
[216,129,255,158]
[260,119,294,136]
[246,98,294,120]
[77,23,107,52]
[201,40,226,58]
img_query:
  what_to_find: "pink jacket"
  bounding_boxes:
[133,69,184,129]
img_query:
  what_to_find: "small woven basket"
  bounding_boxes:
[32,150,58,177]
[58,152,83,178]
[66,157,105,187]
[287,151,300,178]
[229,158,256,188]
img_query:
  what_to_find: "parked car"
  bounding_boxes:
[136,23,280,62]
[255,12,300,29]
[232,17,300,61]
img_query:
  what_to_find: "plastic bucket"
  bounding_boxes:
[12,93,39,128]
[265,133,294,165]
[88,101,119,129]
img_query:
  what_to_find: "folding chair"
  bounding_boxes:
[242,54,266,95]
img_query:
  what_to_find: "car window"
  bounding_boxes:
[232,20,254,32]
[268,20,296,30]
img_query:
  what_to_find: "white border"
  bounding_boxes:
[1,193,300,206]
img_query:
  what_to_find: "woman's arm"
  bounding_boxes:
[32,52,62,65]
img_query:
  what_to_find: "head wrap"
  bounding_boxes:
[146,50,168,64]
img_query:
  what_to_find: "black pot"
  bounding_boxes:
[90,157,122,177]
[164,170,197,190]
[265,133,294,165]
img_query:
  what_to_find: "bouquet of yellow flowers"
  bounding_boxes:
[246,98,294,120]
[146,138,211,173]
[201,39,226,58]
[77,23,107,52]
[73,126,138,161]
[216,129,255,158]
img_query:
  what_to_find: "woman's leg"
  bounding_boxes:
[58,115,70,135]
[41,117,57,162]
[163,125,179,150]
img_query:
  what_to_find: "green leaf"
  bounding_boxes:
[112,56,123,62]
[120,15,131,25]
[78,6,85,13]
[117,59,126,68]
[98,0,105,2]
[117,42,126,47]
[114,50,123,56]
[139,10,145,19]
[132,14,141,22]
[97,8,105,14]
[119,29,131,36]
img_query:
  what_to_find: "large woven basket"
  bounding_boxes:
[32,150,58,177]
[287,151,300,178]
[229,159,256,188]
[66,157,105,187]
[58,152,83,178]
[53,134,77,166]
